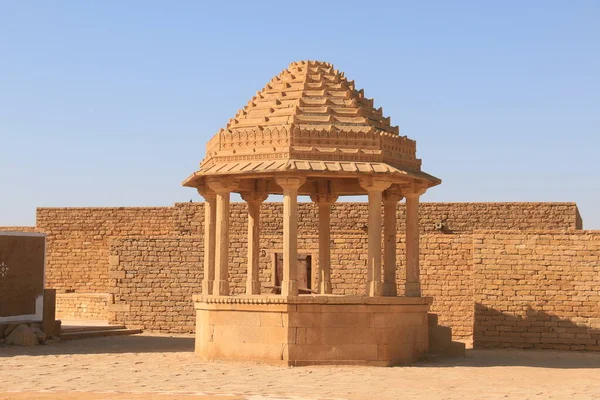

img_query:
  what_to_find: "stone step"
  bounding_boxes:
[429,325,453,351]
[427,313,439,327]
[421,342,467,362]
[61,325,126,333]
[61,328,142,340]
[445,341,467,357]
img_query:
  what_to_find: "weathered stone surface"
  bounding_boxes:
[473,231,600,351]
[31,326,47,342]
[6,324,39,346]
[43,335,61,345]
[4,323,19,337]
[56,293,109,320]
[0,323,8,338]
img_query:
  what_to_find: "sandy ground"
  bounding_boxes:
[1,333,599,400]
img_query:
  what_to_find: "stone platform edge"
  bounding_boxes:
[192,294,433,305]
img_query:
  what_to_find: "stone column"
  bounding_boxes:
[276,176,305,297]
[198,187,216,296]
[382,188,403,296]
[360,177,391,297]
[310,184,338,295]
[42,289,57,336]
[207,179,237,296]
[241,191,268,295]
[405,184,427,297]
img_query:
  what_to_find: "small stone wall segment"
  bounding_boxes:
[473,231,600,351]
[108,237,203,333]
[56,293,109,320]
[36,207,174,293]
[420,234,474,339]
[576,208,584,230]
[0,227,37,232]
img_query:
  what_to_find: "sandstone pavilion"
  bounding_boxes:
[183,60,441,366]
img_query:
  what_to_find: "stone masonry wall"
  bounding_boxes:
[108,237,203,333]
[56,293,109,321]
[18,201,581,339]
[107,233,473,336]
[36,207,174,293]
[473,231,600,351]
[33,202,578,295]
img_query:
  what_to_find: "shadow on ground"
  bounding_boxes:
[3,333,600,370]
[415,348,600,369]
[0,334,195,357]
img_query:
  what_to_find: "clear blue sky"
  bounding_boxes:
[1,1,599,228]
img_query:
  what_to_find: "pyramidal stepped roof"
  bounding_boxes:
[184,60,440,187]
[226,60,399,136]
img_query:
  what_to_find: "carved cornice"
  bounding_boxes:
[194,296,290,305]
[193,294,434,306]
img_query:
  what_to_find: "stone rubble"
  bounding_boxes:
[0,322,61,347]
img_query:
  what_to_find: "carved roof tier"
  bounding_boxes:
[183,60,440,190]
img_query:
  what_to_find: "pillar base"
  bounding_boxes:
[246,280,261,295]
[405,282,421,297]
[382,282,397,297]
[282,280,298,297]
[367,281,383,297]
[215,280,230,296]
[202,280,213,296]
[319,281,332,295]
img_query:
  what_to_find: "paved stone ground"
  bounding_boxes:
[1,333,599,400]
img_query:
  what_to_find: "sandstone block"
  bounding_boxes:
[6,324,39,346]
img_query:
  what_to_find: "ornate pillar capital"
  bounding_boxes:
[275,176,306,190]
[206,177,239,193]
[402,181,428,199]
[383,187,403,204]
[359,176,392,193]
[240,191,269,204]
[310,193,339,204]
[310,179,338,205]
[197,182,216,200]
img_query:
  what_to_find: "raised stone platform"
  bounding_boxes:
[193,295,432,366]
